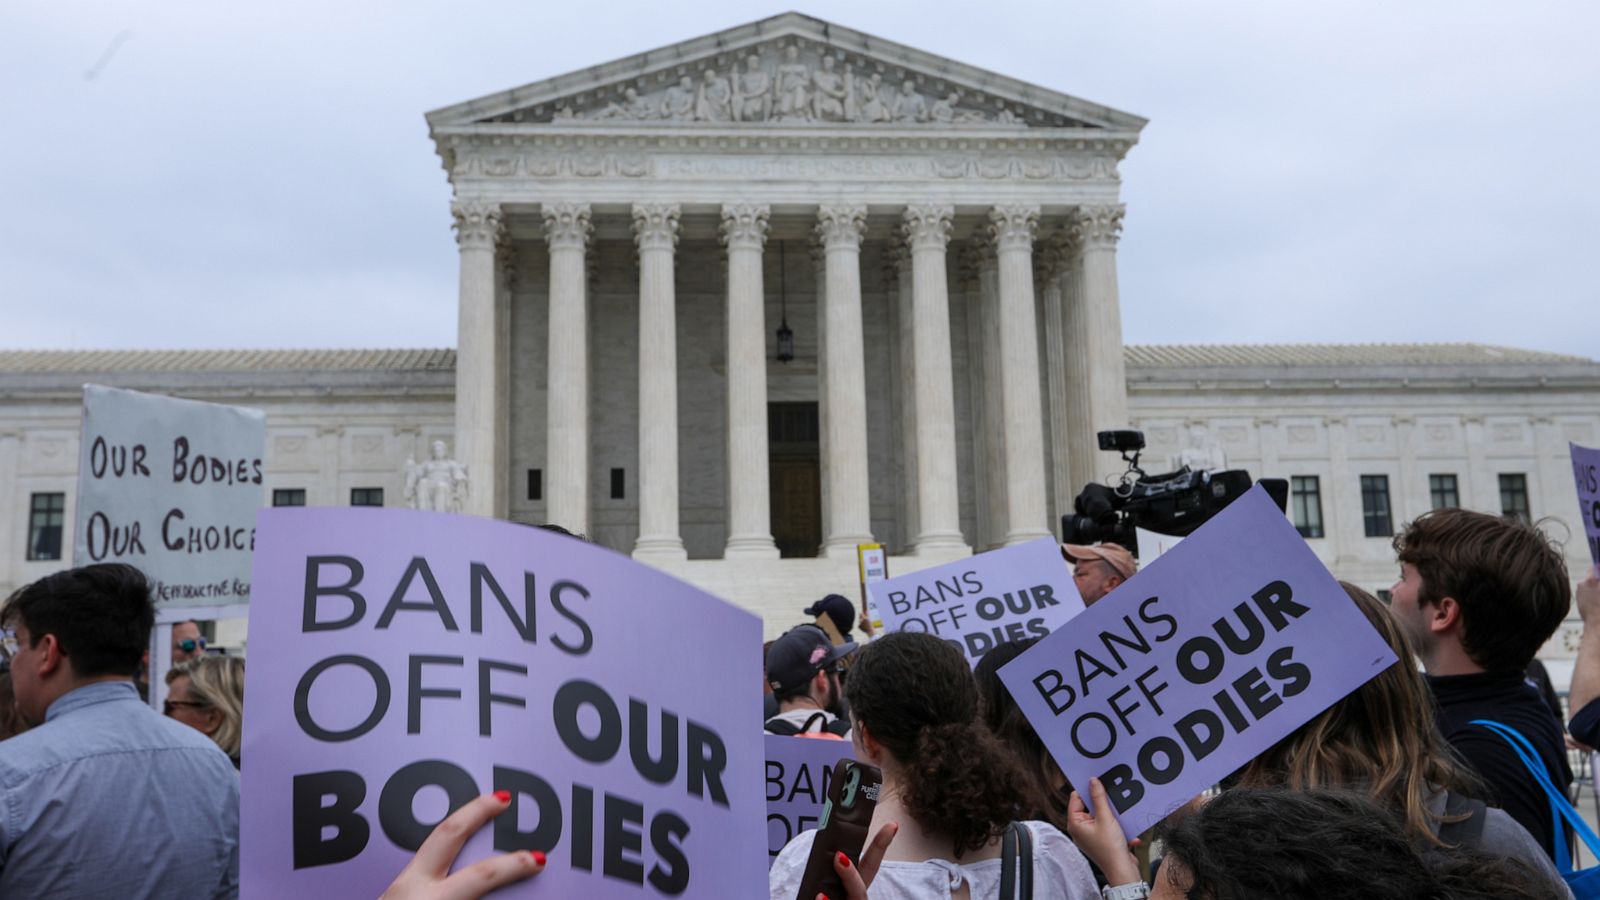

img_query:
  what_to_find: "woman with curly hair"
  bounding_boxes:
[768,631,1099,899]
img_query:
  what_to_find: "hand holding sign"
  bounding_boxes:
[999,487,1397,837]
[380,792,545,900]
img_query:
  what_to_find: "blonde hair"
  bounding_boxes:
[167,656,245,762]
[1237,583,1482,847]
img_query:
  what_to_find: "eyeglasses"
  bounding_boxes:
[0,630,17,661]
[163,700,208,716]
[175,638,207,653]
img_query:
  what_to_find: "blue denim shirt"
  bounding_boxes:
[0,681,239,898]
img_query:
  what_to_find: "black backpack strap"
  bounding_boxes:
[1436,790,1488,848]
[1000,822,1018,900]
[763,718,799,736]
[824,717,852,737]
[999,822,1033,900]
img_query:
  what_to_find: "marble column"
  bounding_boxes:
[816,203,874,558]
[720,204,779,558]
[891,237,919,553]
[812,240,832,544]
[1060,229,1097,498]
[990,204,1051,544]
[543,202,592,536]
[903,204,968,555]
[958,244,991,549]
[1038,233,1075,524]
[632,203,686,560]
[493,234,515,519]
[976,240,1008,549]
[1072,204,1131,479]
[452,199,504,517]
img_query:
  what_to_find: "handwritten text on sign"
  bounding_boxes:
[764,736,853,869]
[74,384,264,606]
[239,508,765,899]
[999,488,1397,837]
[1573,443,1600,568]
[868,538,1084,666]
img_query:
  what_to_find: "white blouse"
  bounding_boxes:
[769,820,1101,900]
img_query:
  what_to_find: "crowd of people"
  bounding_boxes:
[1,509,1598,899]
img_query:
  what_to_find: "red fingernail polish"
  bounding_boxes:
[837,851,850,868]
[493,790,511,803]
[531,850,547,866]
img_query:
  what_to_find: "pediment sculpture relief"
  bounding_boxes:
[523,43,1083,128]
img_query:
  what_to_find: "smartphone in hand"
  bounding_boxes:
[794,759,883,900]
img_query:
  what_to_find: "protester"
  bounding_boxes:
[1066,783,1566,900]
[1389,508,1573,858]
[804,593,858,641]
[172,617,207,664]
[973,637,1072,832]
[1236,583,1565,889]
[1562,570,1600,748]
[0,563,239,897]
[166,655,246,768]
[769,631,1100,898]
[764,624,856,738]
[380,792,545,899]
[1062,542,1136,606]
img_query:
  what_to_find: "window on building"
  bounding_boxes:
[610,468,625,500]
[350,488,383,507]
[272,489,307,507]
[1499,473,1530,522]
[1360,475,1393,538]
[1290,476,1324,539]
[1429,474,1459,510]
[26,492,65,561]
[527,469,542,501]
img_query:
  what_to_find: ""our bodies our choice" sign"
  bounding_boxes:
[1000,487,1397,837]
[867,538,1085,666]
[239,508,765,898]
[74,384,265,607]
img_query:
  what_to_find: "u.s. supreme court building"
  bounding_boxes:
[3,15,1598,665]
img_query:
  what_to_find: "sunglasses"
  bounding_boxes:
[0,630,16,661]
[176,638,208,653]
[163,699,208,716]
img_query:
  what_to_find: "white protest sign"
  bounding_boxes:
[868,538,1085,667]
[764,736,854,869]
[75,385,265,607]
[858,543,888,630]
[1000,487,1397,837]
[1136,527,1184,562]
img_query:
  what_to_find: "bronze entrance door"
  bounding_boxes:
[768,402,821,558]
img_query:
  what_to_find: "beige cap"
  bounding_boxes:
[1061,542,1137,580]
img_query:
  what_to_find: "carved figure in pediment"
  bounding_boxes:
[696,68,734,121]
[855,73,890,122]
[931,92,958,123]
[995,100,1019,124]
[891,79,928,123]
[661,75,697,121]
[592,87,653,120]
[733,55,771,122]
[811,55,848,121]
[552,104,576,121]
[773,46,811,121]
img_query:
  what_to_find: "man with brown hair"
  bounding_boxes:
[1388,507,1572,859]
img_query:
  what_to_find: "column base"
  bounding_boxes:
[1002,529,1054,546]
[723,535,780,559]
[821,537,874,560]
[632,537,688,562]
[912,532,972,557]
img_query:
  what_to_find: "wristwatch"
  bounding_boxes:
[1101,882,1151,900]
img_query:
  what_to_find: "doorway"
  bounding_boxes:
[768,402,821,558]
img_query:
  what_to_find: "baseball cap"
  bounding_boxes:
[803,594,855,638]
[766,625,858,694]
[1062,542,1137,580]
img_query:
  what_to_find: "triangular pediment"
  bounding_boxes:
[426,13,1146,134]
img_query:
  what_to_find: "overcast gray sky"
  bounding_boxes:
[3,1,1596,356]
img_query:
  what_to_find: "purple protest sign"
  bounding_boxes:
[1573,443,1600,568]
[764,736,854,869]
[999,487,1397,837]
[240,508,765,898]
[867,538,1084,667]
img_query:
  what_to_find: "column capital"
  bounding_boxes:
[451,199,503,250]
[542,201,592,251]
[902,204,954,253]
[815,203,867,249]
[988,204,1039,252]
[1073,203,1125,249]
[632,202,681,252]
[719,203,770,250]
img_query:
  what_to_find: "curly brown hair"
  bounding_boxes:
[844,632,1030,856]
